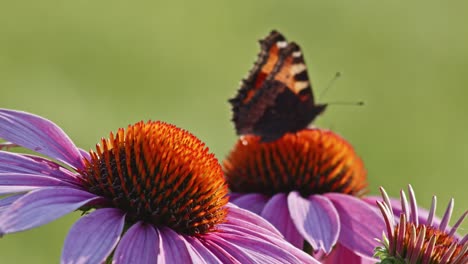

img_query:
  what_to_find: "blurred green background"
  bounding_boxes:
[1,1,467,262]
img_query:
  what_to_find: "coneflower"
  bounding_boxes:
[224,128,384,263]
[375,185,467,264]
[0,109,318,263]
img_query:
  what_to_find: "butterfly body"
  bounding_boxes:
[229,30,327,142]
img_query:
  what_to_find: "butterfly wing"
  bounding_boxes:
[229,30,327,142]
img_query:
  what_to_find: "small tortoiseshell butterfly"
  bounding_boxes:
[229,30,327,142]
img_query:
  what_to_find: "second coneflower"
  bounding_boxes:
[0,109,318,263]
[224,129,385,262]
[375,185,467,264]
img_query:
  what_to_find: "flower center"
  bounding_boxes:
[80,121,228,236]
[393,222,466,263]
[223,129,367,197]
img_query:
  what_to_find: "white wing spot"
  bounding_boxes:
[294,81,309,92]
[291,63,307,75]
[292,51,302,58]
[276,41,288,48]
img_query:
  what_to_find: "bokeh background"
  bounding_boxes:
[1,1,467,262]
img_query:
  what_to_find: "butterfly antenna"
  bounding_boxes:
[319,72,365,106]
[318,71,341,100]
[326,101,365,106]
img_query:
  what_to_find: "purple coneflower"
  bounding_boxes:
[223,129,385,263]
[375,185,467,264]
[0,109,318,263]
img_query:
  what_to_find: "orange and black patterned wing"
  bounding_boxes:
[229,30,327,142]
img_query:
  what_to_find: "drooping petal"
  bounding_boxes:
[215,232,308,264]
[288,192,340,253]
[0,151,80,183]
[61,208,125,264]
[0,109,84,169]
[261,193,303,248]
[219,223,320,264]
[225,204,283,238]
[229,192,243,201]
[0,186,38,196]
[208,233,281,264]
[0,193,23,213]
[113,222,159,264]
[231,193,269,215]
[326,193,385,258]
[201,237,241,263]
[158,227,191,263]
[0,187,101,235]
[0,173,78,194]
[78,148,91,161]
[182,235,224,264]
[321,243,377,264]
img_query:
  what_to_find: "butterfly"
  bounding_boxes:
[229,30,327,142]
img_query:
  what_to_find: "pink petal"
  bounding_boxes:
[0,109,84,169]
[0,152,80,183]
[0,186,39,195]
[288,192,340,253]
[201,237,240,263]
[0,193,23,213]
[78,149,91,161]
[225,204,283,237]
[219,223,320,264]
[326,193,385,258]
[158,227,191,262]
[113,222,160,264]
[0,187,101,235]
[229,192,243,201]
[261,193,304,248]
[231,193,269,215]
[215,232,307,264]
[0,173,78,190]
[182,235,224,263]
[321,243,377,264]
[61,208,125,264]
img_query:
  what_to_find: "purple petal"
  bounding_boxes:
[0,186,38,195]
[0,173,78,191]
[0,193,23,213]
[231,193,269,215]
[219,223,320,263]
[201,234,240,264]
[79,148,91,161]
[287,192,340,253]
[0,151,80,183]
[0,109,84,169]
[261,193,304,248]
[438,198,454,232]
[225,204,283,238]
[214,232,306,264]
[0,187,100,235]
[158,227,191,262]
[326,193,385,258]
[449,211,467,237]
[61,208,125,264]
[113,222,159,264]
[182,235,223,263]
[321,243,377,264]
[229,192,243,201]
[207,233,278,263]
[408,185,419,225]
